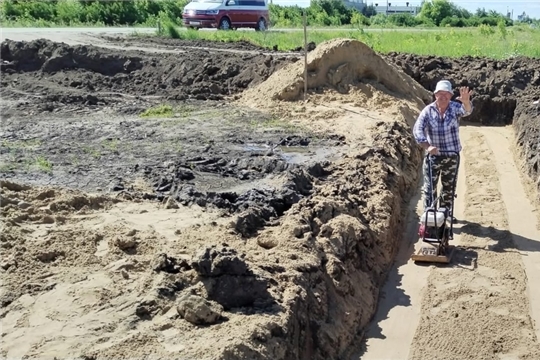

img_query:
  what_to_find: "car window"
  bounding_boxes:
[238,0,266,6]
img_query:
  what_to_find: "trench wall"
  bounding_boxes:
[219,119,423,360]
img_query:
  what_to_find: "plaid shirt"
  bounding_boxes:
[413,101,473,154]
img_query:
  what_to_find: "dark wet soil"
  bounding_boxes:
[0,37,297,112]
[0,38,345,237]
[0,100,344,235]
[385,53,540,126]
[384,52,540,201]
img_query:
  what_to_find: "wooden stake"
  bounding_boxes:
[303,9,308,102]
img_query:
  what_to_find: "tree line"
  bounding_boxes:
[270,0,531,28]
[1,0,537,28]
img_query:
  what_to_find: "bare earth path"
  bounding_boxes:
[0,27,293,56]
[356,124,540,359]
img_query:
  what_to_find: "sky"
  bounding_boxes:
[272,0,540,19]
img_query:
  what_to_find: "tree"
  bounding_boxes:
[362,4,377,17]
[475,7,488,17]
[419,0,454,25]
[419,0,470,26]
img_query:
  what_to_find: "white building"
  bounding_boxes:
[372,2,421,15]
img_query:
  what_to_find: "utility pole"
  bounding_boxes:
[303,9,307,102]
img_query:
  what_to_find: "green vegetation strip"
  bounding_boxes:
[1,0,539,59]
[157,24,540,59]
[2,0,538,29]
[140,104,174,118]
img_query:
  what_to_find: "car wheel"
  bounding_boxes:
[219,17,231,30]
[255,17,267,31]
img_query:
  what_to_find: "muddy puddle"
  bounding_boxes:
[238,142,342,165]
[1,99,344,239]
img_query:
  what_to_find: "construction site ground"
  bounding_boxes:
[1,30,540,360]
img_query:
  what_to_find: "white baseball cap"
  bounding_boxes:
[434,80,453,94]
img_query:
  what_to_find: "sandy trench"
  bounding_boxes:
[358,124,540,360]
[1,30,540,360]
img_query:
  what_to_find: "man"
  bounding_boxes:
[413,80,473,218]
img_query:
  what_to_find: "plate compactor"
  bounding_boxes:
[411,151,459,264]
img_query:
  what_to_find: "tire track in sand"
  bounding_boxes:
[407,126,540,360]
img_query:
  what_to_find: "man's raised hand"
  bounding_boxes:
[457,86,472,103]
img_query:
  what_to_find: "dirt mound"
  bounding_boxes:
[513,87,540,202]
[239,38,431,112]
[0,38,296,112]
[1,35,430,359]
[101,34,273,53]
[1,38,143,74]
[385,53,540,202]
[385,53,540,125]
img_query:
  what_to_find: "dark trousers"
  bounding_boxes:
[422,154,459,213]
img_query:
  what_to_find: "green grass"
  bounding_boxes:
[83,145,101,159]
[102,138,119,151]
[154,23,540,59]
[33,156,52,172]
[140,104,174,118]
[1,139,42,149]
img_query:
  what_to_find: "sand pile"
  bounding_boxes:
[238,38,431,113]
[225,38,428,358]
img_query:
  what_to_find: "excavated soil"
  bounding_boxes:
[1,37,426,359]
[1,33,540,360]
[0,38,297,114]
